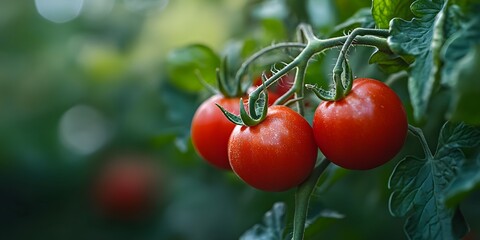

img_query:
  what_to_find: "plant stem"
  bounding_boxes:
[294,64,307,115]
[243,26,392,122]
[292,158,331,240]
[408,124,434,159]
[328,29,390,99]
[332,29,389,75]
[235,42,307,83]
[248,30,391,105]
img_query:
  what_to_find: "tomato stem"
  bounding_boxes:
[407,124,434,159]
[292,158,331,240]
[235,42,307,85]
[274,62,308,115]
[248,27,392,120]
[331,28,390,100]
[219,24,392,126]
[294,64,307,115]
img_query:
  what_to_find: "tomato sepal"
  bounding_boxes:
[217,78,270,127]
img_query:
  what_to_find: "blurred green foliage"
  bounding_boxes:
[1,0,479,240]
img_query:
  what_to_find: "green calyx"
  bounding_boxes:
[306,58,353,102]
[217,76,269,127]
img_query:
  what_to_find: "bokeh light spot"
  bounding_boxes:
[59,105,110,155]
[35,0,84,23]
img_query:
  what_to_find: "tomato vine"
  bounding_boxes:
[171,0,480,239]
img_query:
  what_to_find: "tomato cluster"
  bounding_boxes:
[191,77,407,191]
[191,90,281,170]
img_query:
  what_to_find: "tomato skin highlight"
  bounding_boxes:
[191,95,240,170]
[313,78,408,170]
[228,105,317,191]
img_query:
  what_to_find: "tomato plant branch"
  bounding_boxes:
[408,124,434,159]
[235,42,307,84]
[274,62,308,115]
[333,29,389,78]
[294,64,307,115]
[271,36,391,103]
[221,25,392,126]
[292,158,331,240]
[249,32,391,117]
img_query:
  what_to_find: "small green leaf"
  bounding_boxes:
[389,122,477,239]
[388,0,459,121]
[372,0,415,29]
[240,202,287,240]
[369,49,413,74]
[216,103,244,125]
[166,44,220,93]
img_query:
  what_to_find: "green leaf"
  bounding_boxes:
[388,0,457,121]
[444,154,480,208]
[369,49,413,74]
[240,202,287,240]
[436,122,480,152]
[440,7,480,124]
[440,123,480,206]
[166,44,220,93]
[388,122,478,239]
[372,0,415,29]
[441,6,480,87]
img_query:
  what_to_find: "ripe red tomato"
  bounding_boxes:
[228,105,318,191]
[191,95,240,170]
[312,78,408,170]
[94,156,158,220]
